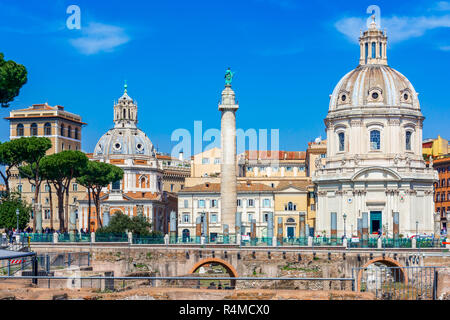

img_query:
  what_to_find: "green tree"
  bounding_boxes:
[0,53,28,108]
[0,192,31,230]
[40,151,88,231]
[77,161,123,230]
[17,137,52,230]
[0,138,31,195]
[96,211,158,236]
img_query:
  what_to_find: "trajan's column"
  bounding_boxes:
[219,68,239,237]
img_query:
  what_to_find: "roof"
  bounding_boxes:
[276,180,312,191]
[244,150,306,161]
[180,182,275,193]
[0,249,36,260]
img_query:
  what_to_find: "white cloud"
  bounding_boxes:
[439,45,450,50]
[432,1,450,11]
[335,13,450,44]
[69,22,130,55]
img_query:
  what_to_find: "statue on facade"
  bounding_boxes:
[224,68,235,85]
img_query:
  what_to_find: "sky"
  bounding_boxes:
[1,0,450,158]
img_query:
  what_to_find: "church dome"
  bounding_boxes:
[329,64,420,112]
[329,15,420,112]
[93,85,156,159]
[93,127,156,158]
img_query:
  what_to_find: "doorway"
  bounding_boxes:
[287,226,295,238]
[370,211,382,234]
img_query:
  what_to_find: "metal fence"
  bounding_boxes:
[353,265,446,300]
[0,275,355,292]
[0,252,90,276]
[17,232,449,248]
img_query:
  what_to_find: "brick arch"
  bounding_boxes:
[357,257,408,291]
[189,258,238,288]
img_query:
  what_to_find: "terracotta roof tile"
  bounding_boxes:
[180,182,275,193]
[245,150,306,160]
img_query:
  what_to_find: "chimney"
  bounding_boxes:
[179,151,184,161]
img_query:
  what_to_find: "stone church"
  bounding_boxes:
[313,17,438,238]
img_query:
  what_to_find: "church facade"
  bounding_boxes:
[77,86,176,233]
[313,18,438,238]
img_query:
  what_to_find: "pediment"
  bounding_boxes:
[351,167,401,182]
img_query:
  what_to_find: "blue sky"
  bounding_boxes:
[1,0,450,157]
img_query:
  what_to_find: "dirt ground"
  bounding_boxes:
[0,280,374,300]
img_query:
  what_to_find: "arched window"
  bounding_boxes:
[123,109,126,119]
[372,42,376,58]
[74,127,79,140]
[140,177,146,188]
[370,130,380,150]
[30,123,38,136]
[60,124,65,136]
[287,202,293,211]
[44,123,51,136]
[67,126,71,138]
[16,123,24,136]
[338,132,345,152]
[405,131,412,151]
[286,218,295,223]
[379,43,382,58]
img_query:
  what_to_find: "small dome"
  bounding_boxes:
[329,65,420,112]
[94,127,156,158]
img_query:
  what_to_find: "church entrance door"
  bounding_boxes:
[370,211,382,234]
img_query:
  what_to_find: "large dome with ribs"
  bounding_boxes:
[329,64,420,112]
[94,127,156,158]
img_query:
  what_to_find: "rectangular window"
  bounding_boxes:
[72,183,78,191]
[210,213,217,223]
[44,209,50,220]
[263,199,270,208]
[202,158,210,164]
[405,131,412,151]
[44,184,50,192]
[184,200,189,208]
[17,185,22,193]
[247,199,254,207]
[286,167,293,172]
[237,199,241,207]
[370,130,381,150]
[214,158,220,164]
[182,214,190,223]
[338,132,345,151]
[248,213,253,222]
[45,198,49,204]
[198,200,205,208]
[211,199,218,208]
[263,213,269,222]
[170,184,174,191]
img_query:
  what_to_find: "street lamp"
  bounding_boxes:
[15,208,19,232]
[343,213,347,239]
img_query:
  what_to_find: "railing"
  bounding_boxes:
[95,233,128,242]
[58,233,91,243]
[353,266,447,300]
[133,235,164,244]
[0,275,355,292]
[313,237,343,246]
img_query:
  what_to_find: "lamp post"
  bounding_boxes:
[343,213,347,239]
[15,208,19,232]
